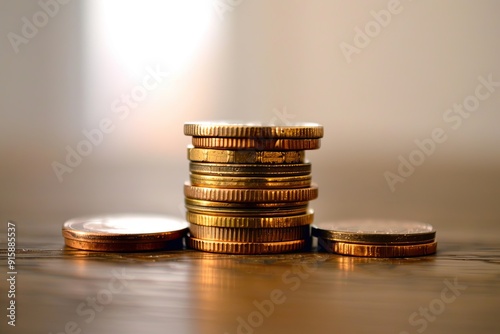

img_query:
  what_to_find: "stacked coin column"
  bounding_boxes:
[183,123,323,255]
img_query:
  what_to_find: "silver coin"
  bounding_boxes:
[189,162,312,176]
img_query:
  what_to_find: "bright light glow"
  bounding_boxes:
[91,0,215,75]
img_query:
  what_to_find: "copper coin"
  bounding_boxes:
[319,239,437,258]
[184,122,324,139]
[191,137,321,150]
[62,214,188,252]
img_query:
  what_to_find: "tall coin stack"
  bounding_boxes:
[184,122,323,254]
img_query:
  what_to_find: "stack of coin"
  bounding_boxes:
[184,122,323,254]
[312,219,437,257]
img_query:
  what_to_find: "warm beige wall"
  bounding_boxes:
[221,0,500,160]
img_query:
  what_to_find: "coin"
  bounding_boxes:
[186,206,308,217]
[189,224,310,242]
[185,205,308,217]
[191,137,321,150]
[184,122,324,139]
[62,215,188,252]
[189,173,312,189]
[188,146,305,164]
[319,239,437,257]
[185,198,309,208]
[63,238,184,252]
[187,237,308,254]
[189,162,312,176]
[184,183,319,202]
[311,220,436,244]
[186,211,314,228]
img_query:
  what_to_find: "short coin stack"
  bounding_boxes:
[62,214,188,252]
[184,122,323,254]
[312,219,437,257]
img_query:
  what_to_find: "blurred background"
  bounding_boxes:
[1,0,499,243]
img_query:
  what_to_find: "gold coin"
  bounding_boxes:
[62,215,188,252]
[189,224,310,242]
[189,173,312,189]
[187,237,308,254]
[188,146,305,164]
[191,137,321,150]
[185,198,309,208]
[319,239,437,257]
[312,220,436,245]
[186,211,314,228]
[184,183,318,202]
[189,162,312,176]
[184,122,324,139]
[185,206,308,217]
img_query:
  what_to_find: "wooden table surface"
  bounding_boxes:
[1,229,499,334]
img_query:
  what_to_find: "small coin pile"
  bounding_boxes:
[62,214,188,252]
[312,220,437,257]
[184,122,323,254]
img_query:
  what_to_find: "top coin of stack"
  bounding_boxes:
[184,122,323,254]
